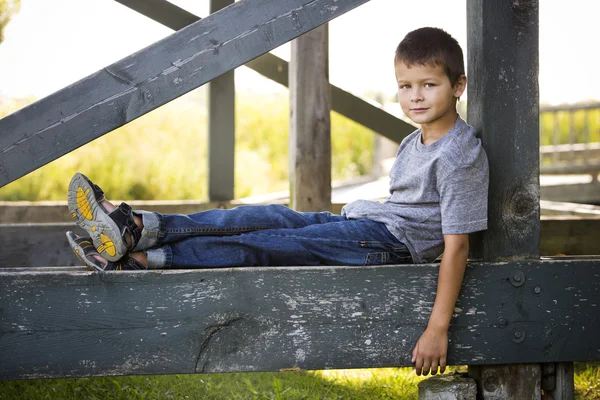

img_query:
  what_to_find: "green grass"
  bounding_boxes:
[0,368,425,400]
[0,364,598,399]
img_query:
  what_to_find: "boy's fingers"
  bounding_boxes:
[411,345,418,363]
[430,359,439,375]
[440,358,447,374]
[422,359,432,376]
[414,357,423,376]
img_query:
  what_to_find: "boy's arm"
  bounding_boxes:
[411,233,469,376]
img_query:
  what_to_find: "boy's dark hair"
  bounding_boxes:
[395,27,464,85]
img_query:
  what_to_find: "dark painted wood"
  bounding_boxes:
[539,217,600,256]
[467,0,543,398]
[115,0,199,29]
[289,25,331,211]
[467,0,540,262]
[114,0,414,144]
[2,218,597,268]
[1,260,599,380]
[468,365,541,399]
[0,0,371,188]
[208,0,235,201]
[0,223,86,267]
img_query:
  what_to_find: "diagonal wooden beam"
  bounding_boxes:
[1,259,599,380]
[114,0,415,143]
[0,0,372,188]
[115,0,199,29]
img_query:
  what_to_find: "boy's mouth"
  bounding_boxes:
[410,108,429,113]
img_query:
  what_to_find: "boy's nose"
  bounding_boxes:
[411,92,424,102]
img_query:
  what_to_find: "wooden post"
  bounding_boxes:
[208,0,235,201]
[466,0,565,398]
[289,25,331,212]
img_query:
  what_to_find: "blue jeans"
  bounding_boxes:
[132,204,412,269]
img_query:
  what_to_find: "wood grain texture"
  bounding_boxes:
[207,0,235,202]
[467,1,543,398]
[468,364,541,399]
[289,25,331,211]
[467,0,540,261]
[1,260,599,380]
[0,0,371,188]
[115,0,415,144]
[115,0,199,29]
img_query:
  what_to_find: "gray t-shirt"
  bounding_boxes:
[342,116,488,263]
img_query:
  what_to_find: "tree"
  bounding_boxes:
[0,0,20,43]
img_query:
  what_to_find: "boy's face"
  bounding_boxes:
[394,61,466,128]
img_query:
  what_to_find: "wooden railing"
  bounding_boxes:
[540,102,600,176]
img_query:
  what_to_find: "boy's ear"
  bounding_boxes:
[454,75,467,98]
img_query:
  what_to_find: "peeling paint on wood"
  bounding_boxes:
[1,260,599,380]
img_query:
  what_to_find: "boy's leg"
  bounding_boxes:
[144,218,412,269]
[68,173,342,254]
[134,204,344,251]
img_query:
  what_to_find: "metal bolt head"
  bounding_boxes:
[513,274,522,282]
[497,318,508,328]
[534,286,543,295]
[512,330,526,343]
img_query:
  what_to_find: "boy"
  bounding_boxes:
[66,27,488,377]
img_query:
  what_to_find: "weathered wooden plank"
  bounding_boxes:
[541,182,600,204]
[289,25,331,211]
[468,365,541,399]
[540,216,600,256]
[467,0,543,397]
[0,0,371,188]
[115,0,199,29]
[468,0,540,261]
[1,260,599,380]
[115,0,414,144]
[208,0,235,201]
[2,217,598,268]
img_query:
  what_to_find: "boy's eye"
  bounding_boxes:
[424,83,436,88]
[399,84,411,89]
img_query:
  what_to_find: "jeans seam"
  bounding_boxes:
[164,226,270,234]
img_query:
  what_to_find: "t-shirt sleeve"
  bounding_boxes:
[438,164,488,235]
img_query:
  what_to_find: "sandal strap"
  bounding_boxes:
[80,173,108,213]
[81,174,106,203]
[107,256,145,271]
[108,202,142,251]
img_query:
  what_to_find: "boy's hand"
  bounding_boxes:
[411,326,448,376]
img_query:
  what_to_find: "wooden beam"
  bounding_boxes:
[541,182,600,204]
[0,0,371,188]
[468,0,540,261]
[467,0,545,398]
[1,259,599,380]
[208,0,235,201]
[289,26,331,211]
[114,0,198,29]
[113,0,414,144]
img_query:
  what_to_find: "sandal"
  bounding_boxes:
[66,231,145,272]
[68,173,141,262]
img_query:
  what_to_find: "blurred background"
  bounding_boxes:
[0,0,598,203]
